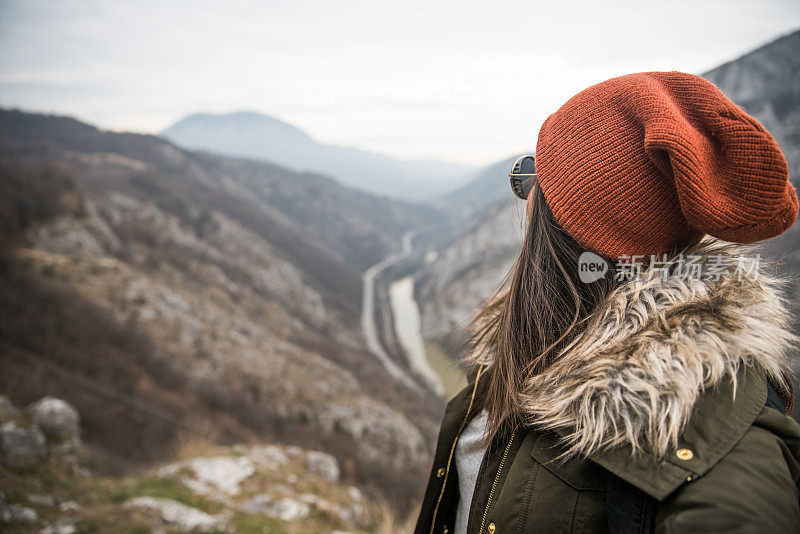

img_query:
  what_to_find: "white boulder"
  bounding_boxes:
[0,502,39,524]
[185,456,255,496]
[241,494,310,522]
[305,450,340,482]
[27,398,80,444]
[39,522,77,534]
[123,497,228,533]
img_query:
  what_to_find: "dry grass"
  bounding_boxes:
[424,339,467,398]
[374,499,420,534]
[174,436,221,461]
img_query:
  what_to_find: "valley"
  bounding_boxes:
[2,26,799,534]
[0,109,450,528]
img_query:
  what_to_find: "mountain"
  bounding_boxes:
[430,154,522,225]
[161,111,476,201]
[416,29,800,380]
[0,108,446,509]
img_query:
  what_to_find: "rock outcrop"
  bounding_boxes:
[27,397,81,445]
[416,199,523,341]
[0,395,385,531]
[0,395,82,471]
[0,422,47,468]
[305,450,340,482]
[124,497,230,533]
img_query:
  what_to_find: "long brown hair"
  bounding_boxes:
[465,179,619,442]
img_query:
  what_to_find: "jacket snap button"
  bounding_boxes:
[676,448,694,460]
[436,467,446,478]
[488,522,496,533]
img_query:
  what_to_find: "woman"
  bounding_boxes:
[414,71,800,533]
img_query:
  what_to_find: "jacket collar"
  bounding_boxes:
[514,237,796,461]
[585,361,767,500]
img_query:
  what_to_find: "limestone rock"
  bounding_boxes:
[305,450,340,482]
[240,494,310,522]
[246,444,289,470]
[58,501,79,512]
[156,454,257,502]
[0,422,47,468]
[123,496,228,533]
[27,397,80,444]
[40,522,77,534]
[184,456,255,497]
[298,493,360,526]
[0,503,39,524]
[27,494,55,507]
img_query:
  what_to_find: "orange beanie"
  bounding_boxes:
[533,71,798,259]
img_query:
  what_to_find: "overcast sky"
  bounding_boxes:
[1,0,799,167]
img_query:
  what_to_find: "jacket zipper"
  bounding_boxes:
[478,423,520,533]
[429,364,485,534]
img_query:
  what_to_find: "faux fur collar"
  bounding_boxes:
[518,237,797,459]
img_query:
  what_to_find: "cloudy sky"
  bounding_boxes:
[1,0,799,166]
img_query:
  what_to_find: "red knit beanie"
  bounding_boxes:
[532,71,798,259]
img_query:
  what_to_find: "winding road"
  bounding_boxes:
[361,231,420,390]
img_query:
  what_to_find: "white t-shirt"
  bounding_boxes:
[454,409,490,534]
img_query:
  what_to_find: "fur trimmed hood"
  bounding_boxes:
[517,237,797,459]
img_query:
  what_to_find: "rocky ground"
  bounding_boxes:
[1,395,413,533]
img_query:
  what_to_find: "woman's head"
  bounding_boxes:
[467,71,799,441]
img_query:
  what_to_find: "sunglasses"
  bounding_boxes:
[508,154,537,200]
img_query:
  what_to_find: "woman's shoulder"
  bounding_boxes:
[589,362,800,524]
[586,363,793,488]
[653,399,800,532]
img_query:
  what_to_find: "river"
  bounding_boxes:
[388,276,445,395]
[362,231,462,397]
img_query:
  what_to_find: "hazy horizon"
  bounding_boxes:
[2,0,799,166]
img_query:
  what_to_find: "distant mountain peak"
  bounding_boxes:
[160,111,475,201]
[164,111,314,143]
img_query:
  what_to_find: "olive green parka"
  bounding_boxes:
[415,239,800,533]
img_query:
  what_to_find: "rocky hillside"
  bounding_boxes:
[162,111,475,201]
[416,28,800,368]
[1,395,409,533]
[417,201,524,342]
[0,109,446,514]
